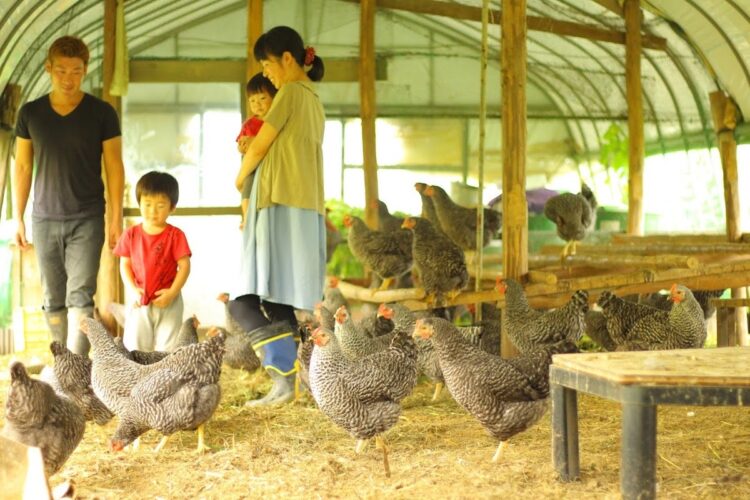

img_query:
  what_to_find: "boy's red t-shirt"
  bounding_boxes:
[114,224,192,305]
[236,116,264,142]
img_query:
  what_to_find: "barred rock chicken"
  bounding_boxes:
[309,326,418,476]
[360,303,396,338]
[50,341,114,425]
[583,310,617,351]
[597,290,662,346]
[2,362,85,475]
[543,182,597,259]
[496,278,588,354]
[413,317,575,461]
[333,305,395,359]
[216,294,262,374]
[425,185,502,250]
[373,199,404,233]
[345,214,413,291]
[414,182,443,231]
[634,288,725,320]
[467,302,502,356]
[323,277,349,314]
[402,216,468,306]
[296,327,315,396]
[600,284,706,350]
[81,318,225,453]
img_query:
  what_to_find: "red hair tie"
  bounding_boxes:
[304,46,316,66]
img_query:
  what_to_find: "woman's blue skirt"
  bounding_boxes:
[232,164,326,310]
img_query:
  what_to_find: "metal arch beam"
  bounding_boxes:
[127,2,246,56]
[555,1,671,156]
[381,10,564,119]
[17,0,235,103]
[465,5,620,159]
[685,0,750,96]
[384,11,588,161]
[0,0,58,86]
[726,0,750,24]
[560,0,714,155]
[124,0,237,50]
[9,0,101,104]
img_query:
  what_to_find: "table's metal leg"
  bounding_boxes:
[552,383,579,481]
[621,402,657,500]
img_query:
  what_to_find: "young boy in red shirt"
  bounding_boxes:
[114,171,191,351]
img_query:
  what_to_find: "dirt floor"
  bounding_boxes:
[1,351,749,499]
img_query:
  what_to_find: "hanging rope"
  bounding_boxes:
[474,0,490,320]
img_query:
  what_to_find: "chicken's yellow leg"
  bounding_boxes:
[355,439,368,454]
[153,435,169,453]
[127,437,141,452]
[378,277,394,291]
[375,436,391,478]
[492,441,505,462]
[431,382,443,401]
[195,424,211,453]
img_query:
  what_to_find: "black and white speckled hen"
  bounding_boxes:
[81,318,225,453]
[424,185,501,250]
[309,326,418,475]
[344,214,413,291]
[50,341,114,425]
[496,278,588,354]
[359,303,396,338]
[216,294,261,374]
[583,310,617,351]
[333,305,395,360]
[402,216,468,306]
[322,277,349,315]
[597,290,665,346]
[543,182,597,259]
[2,362,85,475]
[372,199,405,233]
[414,182,443,232]
[633,288,725,320]
[413,317,575,461]
[602,285,706,350]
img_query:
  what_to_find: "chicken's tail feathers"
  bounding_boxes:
[570,289,590,314]
[389,329,418,360]
[597,290,617,309]
[580,183,598,210]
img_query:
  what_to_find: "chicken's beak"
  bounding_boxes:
[669,284,683,303]
[412,319,431,340]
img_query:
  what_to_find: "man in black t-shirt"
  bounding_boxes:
[13,35,124,355]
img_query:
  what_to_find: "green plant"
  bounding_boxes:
[599,123,629,204]
[325,199,365,279]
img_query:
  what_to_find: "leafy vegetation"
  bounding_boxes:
[325,199,364,279]
[598,123,629,205]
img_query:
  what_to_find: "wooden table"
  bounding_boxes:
[550,347,750,500]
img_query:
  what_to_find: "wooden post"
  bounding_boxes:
[501,0,527,358]
[360,0,379,229]
[98,0,122,329]
[246,0,263,82]
[710,90,746,346]
[624,0,644,236]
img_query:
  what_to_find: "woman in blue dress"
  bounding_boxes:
[231,26,326,406]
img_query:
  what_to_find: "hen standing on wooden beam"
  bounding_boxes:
[230,26,327,406]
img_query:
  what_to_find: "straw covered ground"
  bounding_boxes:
[1,351,749,499]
